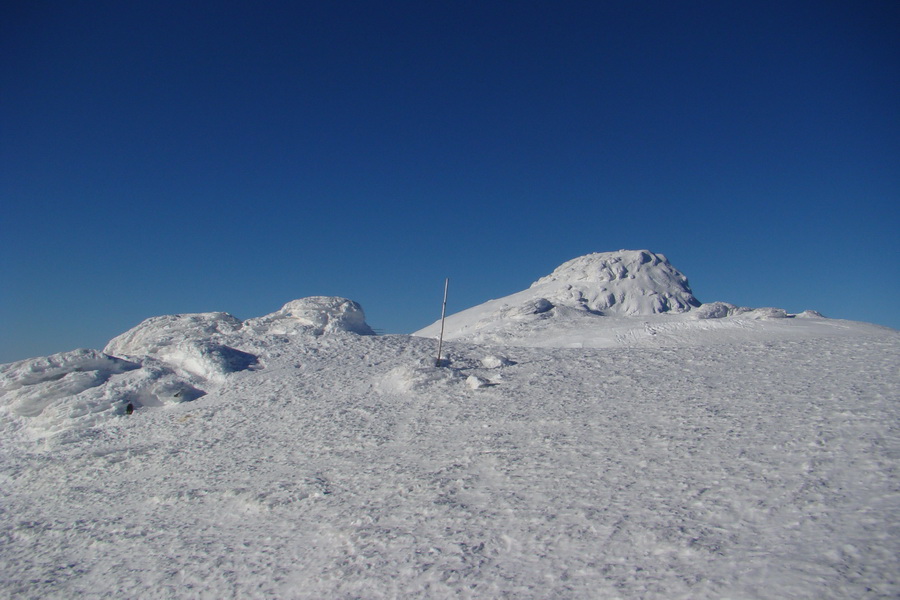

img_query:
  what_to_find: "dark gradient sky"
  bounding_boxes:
[2,1,898,362]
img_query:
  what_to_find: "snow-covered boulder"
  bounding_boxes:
[105,312,244,357]
[529,250,701,316]
[0,349,204,436]
[0,350,139,415]
[2,296,375,438]
[244,297,375,336]
[692,302,751,319]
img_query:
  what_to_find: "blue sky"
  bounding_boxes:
[2,1,898,362]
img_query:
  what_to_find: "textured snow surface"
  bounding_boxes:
[2,330,899,599]
[529,250,700,315]
[0,298,370,439]
[2,262,899,598]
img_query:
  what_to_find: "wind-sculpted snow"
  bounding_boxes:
[104,312,244,357]
[0,349,206,438]
[244,296,375,336]
[530,249,701,316]
[1,330,897,598]
[1,297,373,438]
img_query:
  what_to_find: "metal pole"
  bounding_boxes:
[436,277,449,367]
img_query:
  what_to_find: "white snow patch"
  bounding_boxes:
[466,374,490,389]
[481,354,513,368]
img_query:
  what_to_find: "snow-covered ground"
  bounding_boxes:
[2,252,898,598]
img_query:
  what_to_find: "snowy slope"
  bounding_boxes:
[2,275,899,599]
[414,250,884,348]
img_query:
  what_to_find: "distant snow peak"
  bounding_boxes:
[530,249,700,316]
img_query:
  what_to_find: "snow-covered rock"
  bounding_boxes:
[0,349,204,437]
[529,249,701,316]
[2,296,375,438]
[244,297,375,336]
[104,312,244,357]
[692,301,751,319]
[0,349,139,417]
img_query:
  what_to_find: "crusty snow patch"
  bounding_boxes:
[530,249,701,315]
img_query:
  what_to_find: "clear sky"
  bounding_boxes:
[2,1,898,362]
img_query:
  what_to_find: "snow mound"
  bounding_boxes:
[415,250,702,343]
[378,365,462,394]
[104,312,244,357]
[103,311,259,384]
[3,296,375,439]
[530,250,701,316]
[481,355,514,368]
[245,297,375,336]
[692,302,752,319]
[156,341,259,383]
[0,349,203,438]
[0,350,139,417]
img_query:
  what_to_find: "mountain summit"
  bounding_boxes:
[527,250,701,316]
[414,249,849,347]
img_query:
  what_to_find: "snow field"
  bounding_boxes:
[2,252,898,598]
[2,331,897,598]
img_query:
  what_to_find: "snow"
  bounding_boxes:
[528,250,700,316]
[244,296,375,337]
[2,259,899,599]
[414,250,889,348]
[0,297,371,439]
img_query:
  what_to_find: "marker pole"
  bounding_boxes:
[436,278,449,367]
